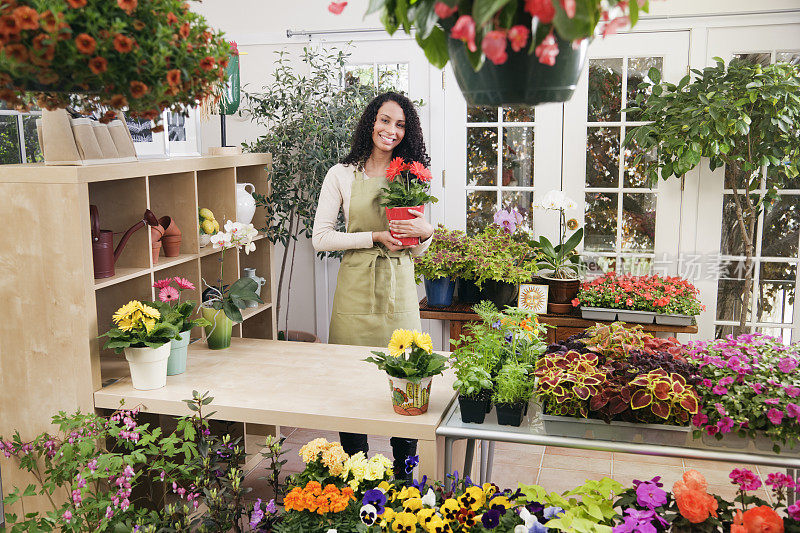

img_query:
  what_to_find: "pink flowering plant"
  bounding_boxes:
[328,0,649,70]
[151,276,209,334]
[574,272,705,316]
[687,332,800,451]
[413,224,473,281]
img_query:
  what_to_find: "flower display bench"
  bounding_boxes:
[94,338,458,481]
[419,298,698,349]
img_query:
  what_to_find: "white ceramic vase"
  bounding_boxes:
[124,343,171,390]
[236,182,256,224]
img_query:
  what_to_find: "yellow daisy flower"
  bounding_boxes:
[112,300,141,324]
[142,317,156,333]
[138,302,160,320]
[115,316,136,332]
[388,329,414,357]
[412,331,433,353]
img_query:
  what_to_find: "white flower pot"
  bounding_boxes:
[124,343,171,390]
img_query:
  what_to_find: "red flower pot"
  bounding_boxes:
[385,205,425,246]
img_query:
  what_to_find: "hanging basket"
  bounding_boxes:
[448,33,589,106]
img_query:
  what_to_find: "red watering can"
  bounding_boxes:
[91,205,159,279]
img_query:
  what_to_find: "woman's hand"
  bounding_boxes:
[388,210,434,242]
[372,230,406,251]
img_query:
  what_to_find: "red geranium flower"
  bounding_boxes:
[114,33,134,53]
[166,12,178,25]
[13,6,39,31]
[179,23,190,38]
[89,56,108,74]
[75,33,96,54]
[408,161,432,182]
[386,156,406,181]
[200,56,215,71]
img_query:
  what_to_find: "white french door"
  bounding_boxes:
[693,24,800,342]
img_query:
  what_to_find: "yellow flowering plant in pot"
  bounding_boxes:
[99,300,179,390]
[365,329,448,416]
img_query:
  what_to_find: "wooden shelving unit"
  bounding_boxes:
[0,154,276,504]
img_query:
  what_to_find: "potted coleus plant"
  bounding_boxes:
[533,190,584,314]
[492,361,534,426]
[414,225,471,307]
[381,157,439,246]
[99,300,179,390]
[330,0,648,106]
[202,220,262,350]
[151,277,210,376]
[364,329,448,416]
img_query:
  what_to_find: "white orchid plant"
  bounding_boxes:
[533,190,584,280]
[203,221,263,322]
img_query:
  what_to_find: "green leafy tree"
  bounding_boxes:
[625,58,800,330]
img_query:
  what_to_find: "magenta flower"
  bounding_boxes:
[717,417,734,433]
[788,503,800,521]
[729,468,762,491]
[692,413,708,427]
[786,386,800,398]
[63,510,73,523]
[105,506,114,519]
[153,278,172,290]
[174,276,195,290]
[635,481,667,509]
[714,403,727,416]
[712,385,728,395]
[786,403,800,420]
[751,382,764,394]
[493,208,523,233]
[778,357,798,373]
[159,286,180,302]
[718,376,734,387]
[766,408,784,425]
[706,425,719,436]
[765,472,795,490]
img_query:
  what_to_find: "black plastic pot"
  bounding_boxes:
[447,29,590,106]
[424,276,456,308]
[455,278,481,304]
[496,401,525,427]
[480,280,519,310]
[458,394,488,424]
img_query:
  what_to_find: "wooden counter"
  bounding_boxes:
[94,338,457,480]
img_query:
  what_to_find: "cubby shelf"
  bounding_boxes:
[153,253,199,272]
[241,301,274,321]
[94,267,150,290]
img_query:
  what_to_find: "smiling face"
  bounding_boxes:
[372,100,406,154]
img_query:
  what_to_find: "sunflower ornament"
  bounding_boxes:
[364,329,447,416]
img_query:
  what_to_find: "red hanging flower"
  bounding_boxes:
[129,80,149,99]
[67,0,87,8]
[524,0,555,24]
[200,56,216,71]
[117,0,138,15]
[434,1,458,18]
[450,15,477,53]
[89,57,108,74]
[482,30,508,65]
[535,31,559,66]
[328,2,347,15]
[508,25,530,53]
[113,34,135,53]
[166,12,178,25]
[179,23,190,39]
[13,6,39,31]
[166,69,181,86]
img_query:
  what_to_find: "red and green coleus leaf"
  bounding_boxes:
[630,389,652,410]
[650,401,670,419]
[653,381,671,401]
[589,393,609,411]
[573,385,591,400]
[582,375,604,386]
[679,394,700,414]
[608,396,629,415]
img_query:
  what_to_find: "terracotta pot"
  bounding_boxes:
[384,205,424,246]
[543,275,580,305]
[150,224,164,264]
[159,216,181,257]
[548,302,573,314]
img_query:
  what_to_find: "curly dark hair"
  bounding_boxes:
[341,92,430,168]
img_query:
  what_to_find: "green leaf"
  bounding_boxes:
[647,67,660,84]
[365,0,386,15]
[222,300,243,323]
[413,0,438,40]
[416,26,449,69]
[472,0,512,28]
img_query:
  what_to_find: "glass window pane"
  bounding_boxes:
[0,115,21,164]
[621,193,656,252]
[758,327,792,344]
[756,262,795,324]
[768,165,800,191]
[715,324,747,340]
[502,127,533,188]
[467,127,498,186]
[344,64,374,88]
[623,126,655,188]
[503,106,534,122]
[620,256,653,276]
[776,51,800,66]
[501,191,533,233]
[734,53,771,66]
[22,115,42,163]
[467,106,497,123]
[583,255,617,275]
[467,190,497,235]
[377,63,409,94]
[761,194,799,258]
[584,192,617,252]
[586,127,620,188]
[588,58,622,122]
[626,57,663,121]
[720,194,761,256]
[716,261,752,321]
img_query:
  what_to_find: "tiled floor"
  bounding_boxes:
[241,426,777,504]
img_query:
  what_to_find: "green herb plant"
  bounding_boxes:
[492,361,534,405]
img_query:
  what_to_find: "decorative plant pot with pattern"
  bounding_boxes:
[388,375,432,416]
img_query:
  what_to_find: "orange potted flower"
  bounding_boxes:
[380,156,438,246]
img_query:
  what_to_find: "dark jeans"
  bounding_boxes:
[339,432,417,481]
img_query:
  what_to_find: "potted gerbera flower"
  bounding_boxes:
[151,277,209,375]
[364,329,448,415]
[99,300,179,390]
[381,157,438,246]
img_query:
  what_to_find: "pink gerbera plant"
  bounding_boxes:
[151,278,208,334]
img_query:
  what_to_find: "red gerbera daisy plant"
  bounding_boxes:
[379,156,438,209]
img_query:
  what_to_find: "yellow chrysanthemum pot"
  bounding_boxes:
[124,343,170,390]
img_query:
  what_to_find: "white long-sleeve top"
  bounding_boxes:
[312,163,432,256]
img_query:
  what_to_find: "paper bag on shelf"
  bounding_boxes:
[91,121,120,160]
[41,108,82,165]
[107,117,137,162]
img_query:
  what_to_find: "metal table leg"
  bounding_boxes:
[486,441,496,481]
[464,438,476,480]
[444,437,454,491]
[480,440,489,484]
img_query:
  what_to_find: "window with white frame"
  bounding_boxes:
[465,105,536,234]
[0,102,42,164]
[714,50,800,343]
[344,62,409,94]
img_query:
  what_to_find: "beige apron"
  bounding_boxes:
[328,170,421,347]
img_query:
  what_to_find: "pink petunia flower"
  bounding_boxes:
[691,413,708,427]
[712,385,728,396]
[327,1,347,15]
[717,417,734,433]
[153,278,172,290]
[786,386,800,398]
[159,286,180,303]
[764,398,780,405]
[766,408,784,425]
[535,31,559,66]
[778,357,798,373]
[173,276,195,290]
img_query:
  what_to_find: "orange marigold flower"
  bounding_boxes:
[129,80,148,98]
[75,33,96,54]
[166,11,178,25]
[110,94,128,108]
[199,55,215,71]
[0,15,21,36]
[179,22,190,38]
[305,481,322,496]
[89,56,108,74]
[166,69,181,86]
[5,44,27,62]
[133,19,145,30]
[117,0,137,14]
[13,6,39,31]
[67,0,87,8]
[113,33,134,53]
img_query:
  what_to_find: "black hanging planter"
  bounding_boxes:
[480,280,519,310]
[455,278,481,305]
[447,30,590,106]
[458,394,488,424]
[496,401,526,427]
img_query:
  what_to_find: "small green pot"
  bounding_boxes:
[202,307,233,350]
[167,330,191,375]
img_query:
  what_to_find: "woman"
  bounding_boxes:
[312,92,434,480]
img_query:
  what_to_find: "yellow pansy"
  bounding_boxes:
[440,498,459,522]
[388,329,415,357]
[457,486,485,511]
[488,495,511,510]
[416,508,435,525]
[398,486,421,501]
[403,497,423,513]
[379,507,397,523]
[391,512,418,532]
[412,331,433,353]
[425,515,449,533]
[482,482,499,499]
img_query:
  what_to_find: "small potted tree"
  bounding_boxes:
[493,361,535,426]
[414,225,470,307]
